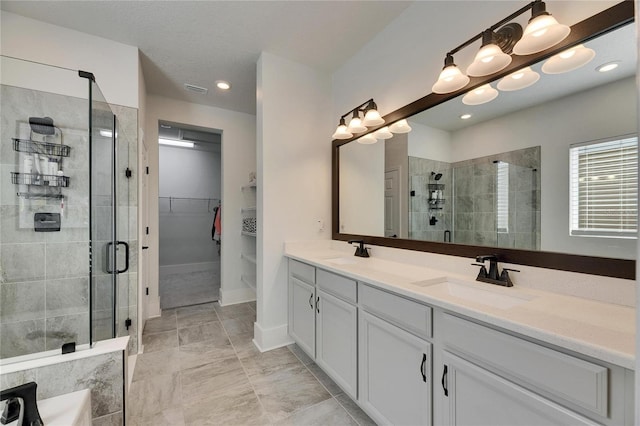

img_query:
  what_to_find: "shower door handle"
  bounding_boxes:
[105,241,129,274]
[116,241,129,274]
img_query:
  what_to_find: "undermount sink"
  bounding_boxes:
[411,277,536,309]
[323,257,359,265]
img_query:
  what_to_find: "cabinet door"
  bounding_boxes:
[359,310,432,426]
[440,351,599,426]
[316,289,357,399]
[288,277,315,358]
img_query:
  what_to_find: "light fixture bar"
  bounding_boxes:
[159,138,194,148]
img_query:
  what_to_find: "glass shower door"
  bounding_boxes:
[90,80,118,342]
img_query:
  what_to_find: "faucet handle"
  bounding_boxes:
[471,263,488,278]
[499,268,519,287]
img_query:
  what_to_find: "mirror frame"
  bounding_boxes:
[332,1,635,279]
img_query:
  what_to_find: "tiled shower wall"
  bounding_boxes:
[0,85,138,359]
[408,146,540,250]
[409,157,452,242]
[452,146,540,250]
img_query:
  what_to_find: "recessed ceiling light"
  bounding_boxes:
[596,61,620,73]
[460,114,472,120]
[216,80,231,90]
[158,138,194,148]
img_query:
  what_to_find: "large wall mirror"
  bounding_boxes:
[333,1,636,279]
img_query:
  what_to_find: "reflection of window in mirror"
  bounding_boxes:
[569,135,638,239]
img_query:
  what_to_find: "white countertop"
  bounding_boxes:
[285,246,635,370]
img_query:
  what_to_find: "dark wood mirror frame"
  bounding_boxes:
[332,1,635,280]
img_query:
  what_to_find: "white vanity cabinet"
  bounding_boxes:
[437,312,633,426]
[288,260,316,357]
[358,283,433,426]
[315,269,358,399]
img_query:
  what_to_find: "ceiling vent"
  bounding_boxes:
[184,83,208,94]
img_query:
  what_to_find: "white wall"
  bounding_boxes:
[257,52,332,351]
[635,3,639,422]
[450,77,636,258]
[407,122,452,162]
[158,145,221,266]
[146,95,256,316]
[340,141,385,236]
[0,11,139,108]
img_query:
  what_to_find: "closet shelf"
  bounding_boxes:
[241,253,257,264]
[13,138,71,157]
[242,183,257,190]
[242,231,256,237]
[241,274,256,290]
[241,207,257,213]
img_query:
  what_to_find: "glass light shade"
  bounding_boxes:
[541,45,595,74]
[497,67,540,91]
[462,84,499,105]
[467,44,512,77]
[362,108,385,126]
[357,133,378,144]
[347,116,367,133]
[432,65,470,94]
[332,124,353,140]
[373,127,393,140]
[389,119,412,134]
[513,14,570,55]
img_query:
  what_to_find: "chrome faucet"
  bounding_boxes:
[348,240,370,258]
[472,255,519,287]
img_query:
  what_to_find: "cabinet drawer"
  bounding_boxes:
[289,259,315,284]
[442,313,608,417]
[359,284,432,339]
[317,269,357,304]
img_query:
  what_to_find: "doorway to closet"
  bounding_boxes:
[158,121,221,309]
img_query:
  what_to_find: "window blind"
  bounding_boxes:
[569,136,637,238]
[496,161,509,233]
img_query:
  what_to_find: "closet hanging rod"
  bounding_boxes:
[159,196,220,213]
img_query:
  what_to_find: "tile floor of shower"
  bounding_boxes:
[129,301,375,425]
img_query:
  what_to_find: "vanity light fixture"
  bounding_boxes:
[497,66,540,91]
[159,138,194,148]
[332,98,384,139]
[513,1,570,56]
[373,127,394,139]
[541,44,595,74]
[596,61,620,73]
[388,119,412,134]
[357,133,378,144]
[462,84,499,105]
[431,0,569,94]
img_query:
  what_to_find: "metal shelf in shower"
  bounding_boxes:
[13,138,71,157]
[11,172,70,187]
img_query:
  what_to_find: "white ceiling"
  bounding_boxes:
[0,1,412,115]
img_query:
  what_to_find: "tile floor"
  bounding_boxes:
[159,264,220,309]
[128,301,376,425]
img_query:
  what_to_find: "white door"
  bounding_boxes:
[440,351,599,426]
[316,289,358,399]
[384,169,400,238]
[288,277,315,358]
[359,311,432,426]
[138,138,150,348]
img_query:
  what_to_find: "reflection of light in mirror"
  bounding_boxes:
[542,45,595,74]
[460,114,472,120]
[373,127,393,139]
[462,84,498,105]
[388,119,412,133]
[497,67,540,91]
[357,133,378,144]
[597,61,620,73]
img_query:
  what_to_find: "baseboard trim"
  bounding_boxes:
[219,287,256,306]
[253,322,293,352]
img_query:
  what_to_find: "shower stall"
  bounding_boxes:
[0,55,138,363]
[409,146,540,249]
